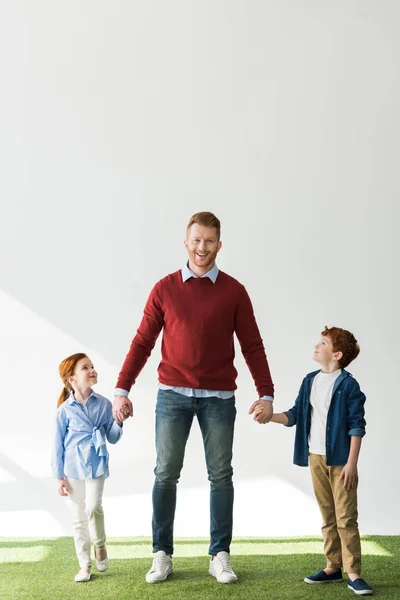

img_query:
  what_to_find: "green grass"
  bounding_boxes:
[1,536,398,599]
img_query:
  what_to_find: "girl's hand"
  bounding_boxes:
[57,478,71,497]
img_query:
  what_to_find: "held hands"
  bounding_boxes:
[113,395,133,423]
[339,462,358,491]
[249,400,273,424]
[57,478,71,496]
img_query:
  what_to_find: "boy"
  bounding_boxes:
[257,327,373,595]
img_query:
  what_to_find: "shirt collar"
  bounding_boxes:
[68,390,97,405]
[181,262,219,283]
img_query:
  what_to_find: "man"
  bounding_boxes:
[113,211,274,584]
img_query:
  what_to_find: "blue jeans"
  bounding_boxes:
[152,389,236,556]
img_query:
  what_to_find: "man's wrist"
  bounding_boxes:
[115,388,129,397]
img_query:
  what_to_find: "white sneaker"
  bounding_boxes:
[209,551,238,583]
[74,568,91,582]
[145,550,173,583]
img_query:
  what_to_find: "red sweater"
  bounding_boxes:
[116,270,274,398]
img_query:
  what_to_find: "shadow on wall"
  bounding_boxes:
[0,286,316,534]
[0,452,71,534]
[0,441,312,535]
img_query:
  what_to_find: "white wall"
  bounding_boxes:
[0,0,399,538]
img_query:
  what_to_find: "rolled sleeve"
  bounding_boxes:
[283,379,306,427]
[284,409,297,427]
[348,427,366,437]
[347,379,366,437]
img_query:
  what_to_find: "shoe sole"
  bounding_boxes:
[347,584,373,595]
[146,569,173,584]
[74,575,91,582]
[304,577,343,584]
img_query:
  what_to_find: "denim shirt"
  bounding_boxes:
[284,369,366,467]
[51,391,123,480]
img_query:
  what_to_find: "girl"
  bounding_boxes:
[51,353,123,582]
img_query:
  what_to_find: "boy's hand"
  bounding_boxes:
[339,463,358,491]
[57,478,71,497]
[249,400,273,424]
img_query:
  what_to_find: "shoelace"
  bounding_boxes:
[218,554,233,572]
[152,555,170,572]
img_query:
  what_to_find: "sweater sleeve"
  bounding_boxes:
[116,282,164,392]
[234,285,274,398]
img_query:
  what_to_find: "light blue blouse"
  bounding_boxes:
[51,390,122,480]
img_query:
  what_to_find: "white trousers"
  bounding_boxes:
[67,476,106,568]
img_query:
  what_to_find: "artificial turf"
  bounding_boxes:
[1,536,398,599]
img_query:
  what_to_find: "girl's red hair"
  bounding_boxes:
[57,353,87,407]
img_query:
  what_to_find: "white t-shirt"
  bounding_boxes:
[308,369,342,455]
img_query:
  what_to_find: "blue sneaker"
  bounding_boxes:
[347,578,374,595]
[304,569,343,584]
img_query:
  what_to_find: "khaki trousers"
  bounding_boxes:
[309,453,361,574]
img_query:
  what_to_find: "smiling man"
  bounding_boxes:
[113,211,274,584]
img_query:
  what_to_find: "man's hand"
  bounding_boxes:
[339,462,357,491]
[57,478,71,497]
[113,395,133,423]
[248,400,273,424]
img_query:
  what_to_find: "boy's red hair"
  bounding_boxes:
[322,327,360,369]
